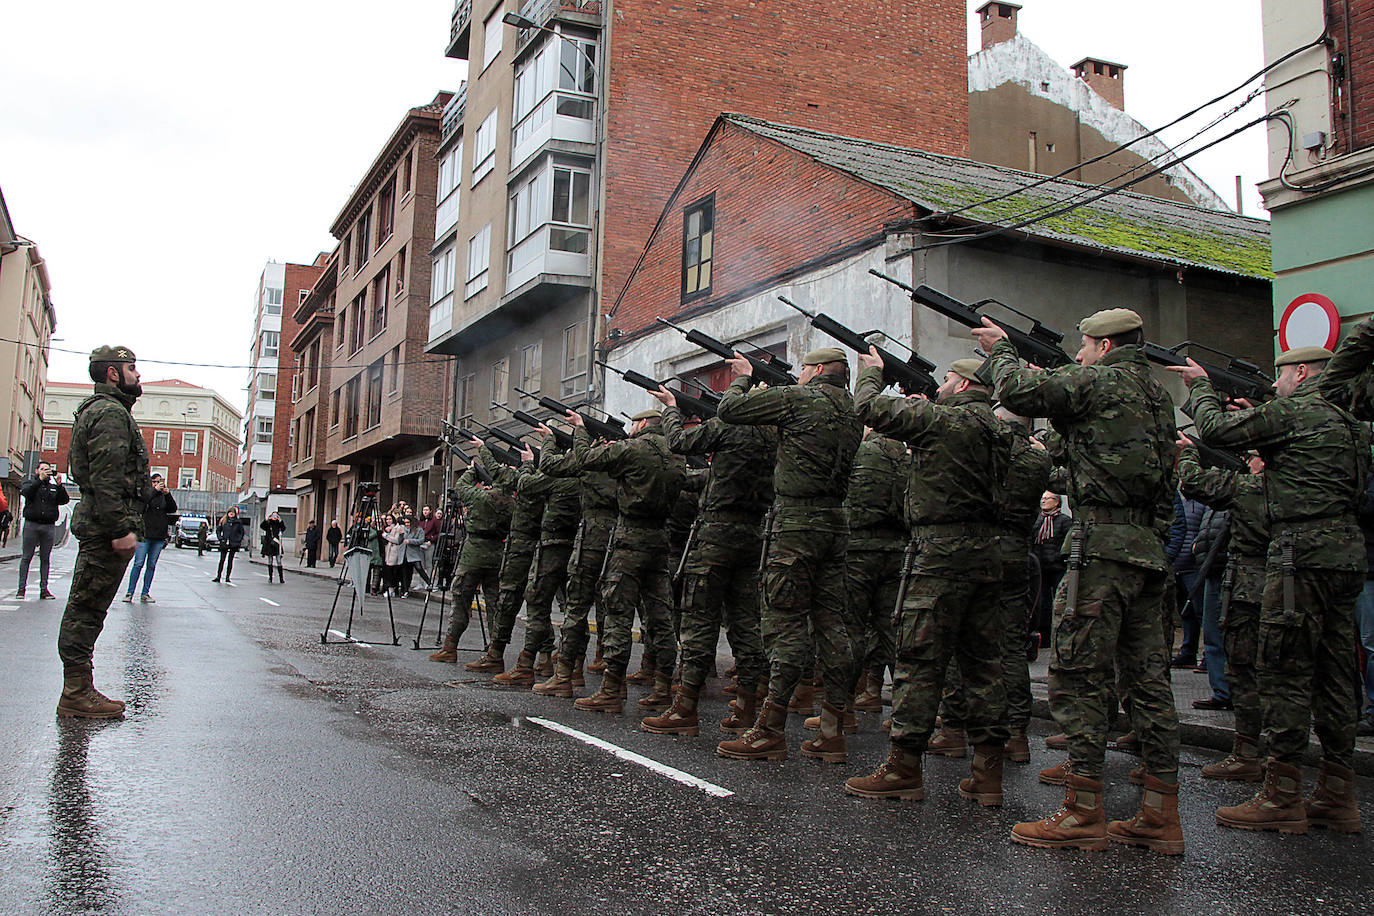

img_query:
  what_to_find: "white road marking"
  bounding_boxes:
[259,597,280,607]
[525,716,734,798]
[327,629,372,648]
[224,581,237,588]
[0,604,18,611]
[171,562,196,569]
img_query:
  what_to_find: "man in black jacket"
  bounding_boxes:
[18,461,70,599]
[123,473,176,602]
[1032,491,1071,646]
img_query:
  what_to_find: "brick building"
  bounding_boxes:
[43,379,241,493]
[424,0,969,440]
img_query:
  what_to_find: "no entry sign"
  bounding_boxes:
[1278,293,1340,352]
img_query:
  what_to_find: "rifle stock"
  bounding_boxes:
[1144,343,1274,403]
[777,295,938,397]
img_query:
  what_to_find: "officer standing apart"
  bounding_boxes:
[714,347,862,763]
[974,309,1184,855]
[1175,345,1367,835]
[17,460,70,599]
[58,345,152,719]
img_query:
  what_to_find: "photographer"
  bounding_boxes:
[212,507,247,583]
[122,472,176,603]
[17,461,70,599]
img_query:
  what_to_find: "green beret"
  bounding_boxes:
[1078,308,1142,338]
[631,408,662,422]
[90,345,137,363]
[802,346,847,366]
[949,357,988,384]
[1275,346,1334,367]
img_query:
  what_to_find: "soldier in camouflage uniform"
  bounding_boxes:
[491,437,581,687]
[429,459,515,663]
[640,388,776,737]
[843,356,1012,804]
[569,409,685,714]
[1177,346,1367,835]
[466,443,546,674]
[931,412,1050,764]
[976,308,1183,855]
[1176,439,1269,782]
[57,346,152,719]
[714,347,862,764]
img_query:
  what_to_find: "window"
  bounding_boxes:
[507,167,547,247]
[395,246,407,295]
[255,417,274,444]
[482,9,503,70]
[186,403,199,416]
[456,373,476,424]
[466,224,491,298]
[258,373,277,401]
[42,429,58,450]
[349,292,366,354]
[300,408,315,459]
[551,165,592,252]
[299,289,310,305]
[370,267,390,337]
[436,141,462,235]
[491,357,509,406]
[562,321,587,396]
[388,345,402,394]
[335,308,347,350]
[307,339,321,391]
[154,431,170,452]
[473,111,497,185]
[354,208,372,268]
[179,468,197,489]
[342,232,351,272]
[182,432,199,454]
[377,176,396,244]
[512,32,597,151]
[682,198,714,298]
[519,343,542,403]
[330,388,341,427]
[401,149,413,194]
[264,286,283,315]
[432,246,456,303]
[366,359,384,429]
[261,330,280,359]
[344,376,360,438]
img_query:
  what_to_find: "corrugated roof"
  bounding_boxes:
[727,115,1272,280]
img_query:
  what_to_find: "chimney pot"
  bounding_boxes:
[976,1,1022,51]
[1071,56,1128,109]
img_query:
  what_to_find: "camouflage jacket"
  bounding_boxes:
[1177,445,1269,603]
[1188,376,1369,571]
[1002,425,1053,539]
[667,470,704,550]
[69,384,152,541]
[1319,315,1374,419]
[988,341,1176,571]
[844,432,909,549]
[573,423,685,527]
[855,371,1009,578]
[661,405,776,522]
[455,465,514,568]
[717,371,861,505]
[486,444,544,540]
[516,441,582,545]
[541,443,618,546]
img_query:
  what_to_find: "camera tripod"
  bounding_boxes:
[319,489,400,646]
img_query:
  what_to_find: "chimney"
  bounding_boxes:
[1072,57,1128,109]
[976,2,1022,51]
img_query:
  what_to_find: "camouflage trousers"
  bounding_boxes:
[1049,558,1179,780]
[678,522,767,696]
[58,537,134,668]
[516,542,573,656]
[599,523,676,677]
[845,542,903,689]
[556,519,612,664]
[890,572,1009,751]
[1258,565,1363,769]
[940,552,1034,732]
[1223,597,1261,741]
[760,508,854,711]
[445,563,502,647]
[489,538,538,648]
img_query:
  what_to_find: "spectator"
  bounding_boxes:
[197,520,208,556]
[325,519,343,566]
[17,461,70,599]
[212,507,247,583]
[402,514,428,595]
[382,514,405,596]
[260,512,286,584]
[0,499,12,548]
[1192,504,1232,709]
[122,472,176,603]
[1165,492,1206,667]
[303,520,321,568]
[1032,491,1071,646]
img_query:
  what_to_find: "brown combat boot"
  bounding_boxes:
[1038,758,1071,786]
[720,688,761,735]
[532,661,577,698]
[958,744,1005,807]
[1128,763,1146,786]
[1305,761,1362,834]
[1005,729,1031,764]
[717,701,788,761]
[1108,774,1185,855]
[844,745,924,800]
[927,724,968,758]
[642,686,699,736]
[1216,760,1307,834]
[56,665,125,719]
[492,651,537,688]
[586,641,606,673]
[1201,736,1264,782]
[853,677,884,712]
[571,663,586,688]
[463,643,505,673]
[625,653,657,686]
[428,641,458,663]
[788,680,817,715]
[722,676,739,696]
[574,670,624,714]
[637,673,674,712]
[1045,733,1068,750]
[1011,773,1109,851]
[799,702,849,763]
[535,651,555,677]
[803,705,857,734]
[1112,730,1141,755]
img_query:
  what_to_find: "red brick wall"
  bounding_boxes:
[42,421,237,491]
[1331,0,1374,153]
[608,120,913,340]
[273,263,324,490]
[600,0,968,321]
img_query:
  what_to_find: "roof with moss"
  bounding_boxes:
[726,115,1272,280]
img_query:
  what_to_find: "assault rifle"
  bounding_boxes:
[1143,342,1274,403]
[1179,429,1249,474]
[777,295,938,397]
[490,402,575,450]
[873,271,1074,369]
[445,420,522,470]
[596,361,719,420]
[477,421,539,463]
[655,317,797,387]
[515,388,627,440]
[677,378,723,408]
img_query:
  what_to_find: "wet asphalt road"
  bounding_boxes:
[2,543,1372,916]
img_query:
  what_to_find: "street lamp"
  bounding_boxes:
[501,11,598,76]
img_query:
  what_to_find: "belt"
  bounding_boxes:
[774,495,844,508]
[1079,506,1152,525]
[702,509,765,526]
[851,524,908,541]
[911,523,1000,538]
[1275,515,1352,533]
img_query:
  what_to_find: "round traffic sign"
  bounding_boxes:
[1278,293,1340,352]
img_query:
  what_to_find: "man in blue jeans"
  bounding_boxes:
[123,473,176,603]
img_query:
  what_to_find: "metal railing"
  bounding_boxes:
[449,0,472,48]
[440,87,467,143]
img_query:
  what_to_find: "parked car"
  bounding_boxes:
[175,515,217,549]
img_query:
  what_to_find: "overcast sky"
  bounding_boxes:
[1,0,1267,418]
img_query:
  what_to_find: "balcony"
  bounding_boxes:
[510,91,595,173]
[511,0,602,51]
[440,87,466,145]
[506,224,590,292]
[445,0,472,60]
